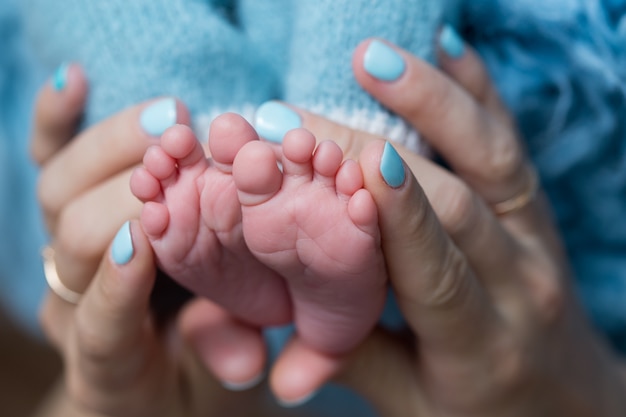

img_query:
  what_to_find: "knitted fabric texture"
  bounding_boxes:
[464,0,626,351]
[0,0,47,334]
[20,0,454,153]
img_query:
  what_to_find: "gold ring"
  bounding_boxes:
[42,246,82,304]
[491,168,539,216]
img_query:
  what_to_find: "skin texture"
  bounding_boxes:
[32,39,626,416]
[131,116,385,357]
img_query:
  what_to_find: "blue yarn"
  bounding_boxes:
[0,0,48,334]
[20,0,282,129]
[19,0,453,152]
[464,0,626,351]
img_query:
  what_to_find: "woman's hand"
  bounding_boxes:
[31,66,190,298]
[37,220,283,417]
[274,38,626,416]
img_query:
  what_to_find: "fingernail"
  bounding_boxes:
[140,98,177,137]
[254,101,302,143]
[363,40,406,82]
[222,371,265,392]
[277,390,318,408]
[52,62,70,91]
[380,142,405,187]
[111,221,134,265]
[439,25,465,59]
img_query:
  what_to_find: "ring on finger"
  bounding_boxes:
[42,246,82,304]
[491,167,538,216]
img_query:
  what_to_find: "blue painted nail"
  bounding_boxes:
[439,25,465,59]
[52,62,70,91]
[140,98,177,137]
[111,221,134,265]
[363,40,406,82]
[380,142,405,187]
[254,101,302,143]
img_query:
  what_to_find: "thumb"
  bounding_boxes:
[71,220,156,391]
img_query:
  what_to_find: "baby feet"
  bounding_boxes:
[130,114,291,325]
[132,114,387,356]
[233,128,387,355]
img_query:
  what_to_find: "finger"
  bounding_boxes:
[436,25,511,125]
[270,337,344,407]
[70,221,156,393]
[353,39,531,212]
[38,98,190,231]
[398,152,522,292]
[52,169,143,293]
[360,140,501,355]
[31,63,88,166]
[179,299,267,391]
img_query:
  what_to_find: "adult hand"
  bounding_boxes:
[31,66,190,297]
[38,220,278,417]
[269,38,626,415]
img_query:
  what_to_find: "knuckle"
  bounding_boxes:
[74,312,113,364]
[399,192,434,244]
[407,75,456,124]
[55,208,102,261]
[528,262,566,325]
[481,127,523,182]
[37,171,60,216]
[424,248,472,309]
[433,180,477,237]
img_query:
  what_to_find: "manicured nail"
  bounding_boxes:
[254,101,302,143]
[140,98,177,137]
[380,142,405,187]
[222,372,265,392]
[52,62,70,91]
[363,40,406,82]
[111,221,134,265]
[277,390,318,408]
[439,25,465,59]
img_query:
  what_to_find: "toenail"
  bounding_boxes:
[277,390,318,408]
[363,40,406,82]
[51,62,70,91]
[140,98,177,137]
[380,141,405,187]
[221,371,265,392]
[254,101,302,143]
[439,24,466,59]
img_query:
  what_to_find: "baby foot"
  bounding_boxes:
[233,128,387,355]
[130,115,291,325]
